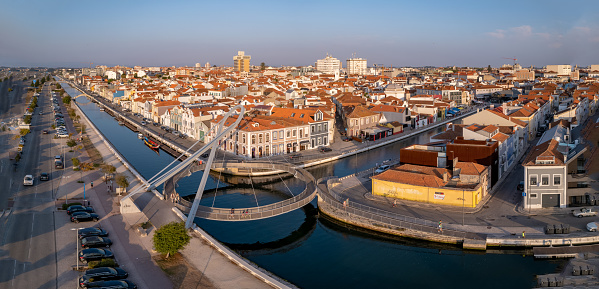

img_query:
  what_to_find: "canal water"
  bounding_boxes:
[63,82,562,289]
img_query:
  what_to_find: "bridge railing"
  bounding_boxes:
[173,161,317,221]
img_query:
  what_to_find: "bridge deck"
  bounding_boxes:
[167,161,317,221]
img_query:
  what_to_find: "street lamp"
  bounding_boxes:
[71,227,85,271]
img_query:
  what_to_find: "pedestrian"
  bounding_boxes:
[91,181,93,188]
[438,220,443,232]
[393,199,397,207]
[522,231,526,239]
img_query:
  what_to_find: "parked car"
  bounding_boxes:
[23,175,34,186]
[79,267,128,288]
[375,165,391,174]
[342,136,352,142]
[152,122,159,126]
[78,248,114,263]
[573,208,598,218]
[140,121,147,126]
[517,181,524,191]
[71,212,100,223]
[172,131,180,136]
[78,227,109,239]
[201,153,209,158]
[66,205,94,215]
[319,147,332,153]
[81,236,112,248]
[84,280,136,289]
[587,222,599,232]
[39,172,49,181]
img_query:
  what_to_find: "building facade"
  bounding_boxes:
[233,51,251,72]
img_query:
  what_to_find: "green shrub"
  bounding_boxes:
[62,202,82,210]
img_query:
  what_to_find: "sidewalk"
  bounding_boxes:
[71,93,275,289]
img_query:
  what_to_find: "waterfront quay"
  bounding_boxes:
[319,115,599,251]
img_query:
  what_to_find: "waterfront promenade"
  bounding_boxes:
[318,112,599,249]
[70,88,290,288]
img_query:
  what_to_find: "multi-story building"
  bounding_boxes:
[315,54,342,74]
[546,65,572,76]
[233,51,251,72]
[346,58,367,75]
[344,105,381,137]
[523,122,589,209]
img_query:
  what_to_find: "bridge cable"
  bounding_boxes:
[211,132,233,208]
[264,154,296,197]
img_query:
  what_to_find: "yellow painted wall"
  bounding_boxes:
[372,179,482,207]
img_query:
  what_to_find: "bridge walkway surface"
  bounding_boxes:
[71,90,285,289]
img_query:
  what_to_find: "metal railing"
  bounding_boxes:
[323,178,485,240]
[171,161,318,221]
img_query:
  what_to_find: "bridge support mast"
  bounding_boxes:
[185,121,224,229]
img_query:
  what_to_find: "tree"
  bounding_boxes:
[71,157,80,168]
[62,95,71,105]
[152,222,190,258]
[260,62,266,71]
[116,174,129,190]
[487,65,492,72]
[101,164,116,181]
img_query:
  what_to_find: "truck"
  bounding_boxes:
[573,208,598,218]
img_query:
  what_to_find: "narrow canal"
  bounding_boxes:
[63,82,562,289]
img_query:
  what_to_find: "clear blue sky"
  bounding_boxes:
[1,0,598,68]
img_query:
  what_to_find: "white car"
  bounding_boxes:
[23,175,34,186]
[573,208,598,218]
[375,165,391,174]
[57,133,69,138]
[587,222,599,232]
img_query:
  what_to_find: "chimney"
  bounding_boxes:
[502,102,507,113]
[443,172,448,182]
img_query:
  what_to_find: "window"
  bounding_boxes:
[324,123,327,130]
[287,130,291,138]
[553,175,561,185]
[242,134,246,143]
[530,175,537,185]
[300,114,304,118]
[266,133,269,142]
[273,132,277,140]
[291,113,295,117]
[531,194,538,198]
[258,134,263,143]
[311,126,315,133]
[541,175,549,186]
[251,135,256,145]
[323,136,327,145]
[292,130,296,137]
[280,130,284,139]
[299,129,303,137]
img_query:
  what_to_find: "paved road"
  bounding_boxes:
[0,81,62,289]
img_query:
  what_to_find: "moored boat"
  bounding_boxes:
[137,133,144,139]
[144,137,160,149]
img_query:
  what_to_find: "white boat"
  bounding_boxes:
[137,133,144,139]
[99,108,105,111]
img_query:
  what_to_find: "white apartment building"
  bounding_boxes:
[546,65,572,76]
[346,58,367,75]
[315,54,342,74]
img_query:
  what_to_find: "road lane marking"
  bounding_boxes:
[28,213,35,260]
[11,259,16,287]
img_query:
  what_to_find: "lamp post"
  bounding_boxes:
[71,227,85,270]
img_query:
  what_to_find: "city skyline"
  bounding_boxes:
[2,0,599,68]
